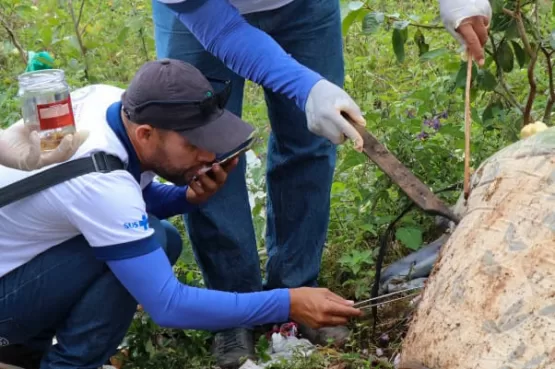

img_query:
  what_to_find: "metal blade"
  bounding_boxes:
[343,113,460,224]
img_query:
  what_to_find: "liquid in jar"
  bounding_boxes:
[17,69,76,152]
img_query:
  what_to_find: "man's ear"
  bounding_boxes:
[134,125,154,144]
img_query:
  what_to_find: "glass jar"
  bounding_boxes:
[17,69,76,152]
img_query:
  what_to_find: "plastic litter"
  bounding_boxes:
[379,234,449,294]
[239,323,315,369]
[25,51,55,72]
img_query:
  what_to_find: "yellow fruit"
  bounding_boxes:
[533,121,548,131]
[520,124,533,139]
[520,121,548,139]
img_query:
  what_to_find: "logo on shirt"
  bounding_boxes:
[124,214,150,231]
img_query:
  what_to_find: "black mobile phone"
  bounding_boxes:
[194,135,257,179]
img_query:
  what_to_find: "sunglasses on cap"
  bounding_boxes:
[123,78,232,128]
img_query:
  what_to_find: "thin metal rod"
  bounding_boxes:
[358,291,422,311]
[353,285,423,308]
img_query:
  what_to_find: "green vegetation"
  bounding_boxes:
[0,0,552,367]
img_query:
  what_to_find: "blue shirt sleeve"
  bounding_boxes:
[142,181,197,219]
[156,0,324,111]
[105,240,291,331]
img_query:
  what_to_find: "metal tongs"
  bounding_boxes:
[352,286,423,311]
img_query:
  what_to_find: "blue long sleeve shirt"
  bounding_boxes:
[156,0,324,111]
[107,247,290,331]
[104,101,291,332]
[142,181,197,219]
[102,178,291,332]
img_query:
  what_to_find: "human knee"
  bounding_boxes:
[161,220,183,266]
[148,215,182,265]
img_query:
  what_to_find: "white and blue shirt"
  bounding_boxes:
[0,84,291,332]
[0,85,158,277]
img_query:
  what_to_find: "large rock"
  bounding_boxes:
[399,128,555,369]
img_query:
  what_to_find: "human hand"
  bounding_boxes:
[0,123,89,171]
[288,287,363,329]
[305,79,366,152]
[186,157,239,204]
[439,0,492,66]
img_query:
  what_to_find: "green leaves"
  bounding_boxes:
[395,226,423,250]
[340,4,459,65]
[362,12,384,35]
[341,5,367,35]
[491,0,505,14]
[482,101,505,124]
[338,147,367,172]
[510,40,527,68]
[413,30,429,56]
[476,69,498,91]
[339,249,374,275]
[348,1,364,11]
[498,39,515,73]
[455,60,478,89]
[419,48,450,61]
[392,21,409,63]
[392,30,405,63]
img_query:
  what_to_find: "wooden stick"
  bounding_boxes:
[464,55,472,200]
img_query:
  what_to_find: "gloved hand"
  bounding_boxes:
[305,79,366,152]
[0,123,89,171]
[439,0,492,66]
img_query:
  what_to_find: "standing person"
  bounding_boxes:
[152,0,492,367]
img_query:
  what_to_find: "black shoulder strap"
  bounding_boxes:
[0,151,125,209]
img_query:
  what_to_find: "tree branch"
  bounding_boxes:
[68,0,89,80]
[541,47,554,123]
[77,0,86,33]
[80,4,103,38]
[130,0,149,61]
[360,5,445,30]
[0,10,27,65]
[503,5,537,126]
[386,16,444,30]
[406,22,444,30]
[522,52,537,126]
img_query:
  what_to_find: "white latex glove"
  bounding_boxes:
[439,0,492,65]
[305,79,366,152]
[0,124,89,171]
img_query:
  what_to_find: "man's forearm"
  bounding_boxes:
[106,245,291,331]
[142,181,197,219]
[156,0,324,111]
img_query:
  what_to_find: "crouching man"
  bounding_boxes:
[0,59,362,369]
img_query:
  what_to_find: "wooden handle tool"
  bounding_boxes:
[464,56,473,200]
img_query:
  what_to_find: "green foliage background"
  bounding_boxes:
[0,0,553,367]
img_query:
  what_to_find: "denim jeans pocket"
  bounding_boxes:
[0,318,25,347]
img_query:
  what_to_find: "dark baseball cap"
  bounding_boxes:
[121,58,254,154]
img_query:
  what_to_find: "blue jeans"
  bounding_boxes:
[152,0,343,293]
[0,216,182,369]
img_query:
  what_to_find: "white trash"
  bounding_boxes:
[239,332,315,369]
